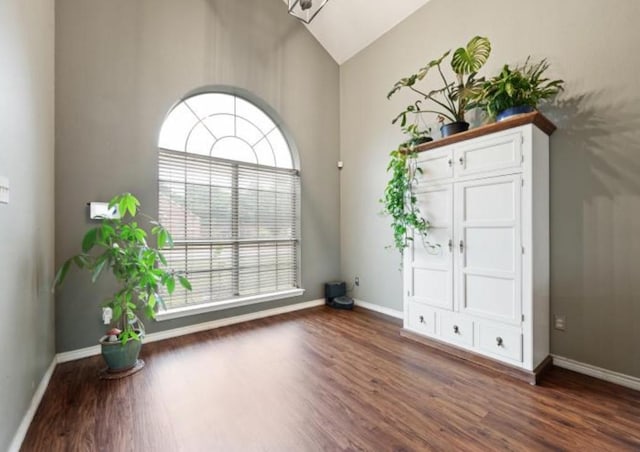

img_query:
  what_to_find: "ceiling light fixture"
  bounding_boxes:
[288,0,330,24]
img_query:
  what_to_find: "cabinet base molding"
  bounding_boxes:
[400,329,552,385]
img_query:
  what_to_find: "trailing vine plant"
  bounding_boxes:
[381,146,430,258]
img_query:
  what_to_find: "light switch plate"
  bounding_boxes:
[0,176,9,204]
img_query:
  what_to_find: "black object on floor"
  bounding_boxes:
[324,281,354,310]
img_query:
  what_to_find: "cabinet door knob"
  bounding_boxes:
[448,239,453,252]
[496,337,504,347]
[419,315,425,324]
[448,159,453,167]
[453,325,460,334]
[459,240,464,253]
[459,157,464,166]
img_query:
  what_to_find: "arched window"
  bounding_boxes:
[157,89,302,318]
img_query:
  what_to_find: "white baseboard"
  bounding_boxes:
[58,298,325,363]
[8,357,57,452]
[354,299,403,320]
[56,344,101,363]
[552,355,640,392]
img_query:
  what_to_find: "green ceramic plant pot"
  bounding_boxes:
[100,336,142,372]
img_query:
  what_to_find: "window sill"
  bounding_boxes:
[155,288,306,322]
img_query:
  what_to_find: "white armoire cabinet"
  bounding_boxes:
[401,113,555,384]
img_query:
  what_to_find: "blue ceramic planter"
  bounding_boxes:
[496,105,535,122]
[101,336,142,371]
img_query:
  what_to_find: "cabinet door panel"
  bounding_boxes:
[455,175,522,324]
[463,180,517,221]
[454,131,522,177]
[410,185,453,310]
[465,228,515,272]
[416,148,453,185]
[465,274,517,319]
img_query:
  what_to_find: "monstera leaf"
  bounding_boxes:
[451,36,491,75]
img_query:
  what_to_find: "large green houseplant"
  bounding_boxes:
[54,193,191,375]
[473,57,564,121]
[388,36,492,137]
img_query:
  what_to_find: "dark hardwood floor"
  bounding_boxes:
[22,306,640,451]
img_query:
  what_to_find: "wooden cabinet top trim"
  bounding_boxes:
[415,112,556,153]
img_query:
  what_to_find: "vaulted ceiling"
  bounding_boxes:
[297,0,432,64]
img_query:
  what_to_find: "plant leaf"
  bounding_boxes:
[82,228,99,253]
[166,277,176,295]
[91,258,107,283]
[178,276,192,291]
[145,305,155,320]
[451,36,491,75]
[53,259,72,289]
[158,229,167,249]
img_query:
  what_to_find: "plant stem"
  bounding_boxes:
[416,109,456,123]
[436,65,458,115]
[408,86,430,99]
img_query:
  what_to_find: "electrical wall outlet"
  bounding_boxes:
[355,276,360,287]
[102,307,113,325]
[554,314,566,331]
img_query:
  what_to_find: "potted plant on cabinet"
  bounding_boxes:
[472,57,564,121]
[401,123,433,148]
[53,193,191,377]
[388,36,492,137]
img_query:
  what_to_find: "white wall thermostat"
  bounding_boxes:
[89,202,120,220]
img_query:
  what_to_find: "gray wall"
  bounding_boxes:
[55,0,341,352]
[0,0,55,449]
[340,0,640,377]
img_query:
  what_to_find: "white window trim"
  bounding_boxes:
[155,288,306,322]
[157,88,303,319]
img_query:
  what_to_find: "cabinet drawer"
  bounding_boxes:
[416,148,453,185]
[454,131,522,177]
[407,302,436,335]
[477,322,522,362]
[440,313,473,347]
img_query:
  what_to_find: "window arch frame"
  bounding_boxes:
[158,85,301,170]
[155,86,304,320]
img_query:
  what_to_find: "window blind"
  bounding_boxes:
[158,148,300,309]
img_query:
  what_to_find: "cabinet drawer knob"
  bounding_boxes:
[419,315,425,324]
[453,325,460,334]
[448,159,453,167]
[496,337,504,347]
